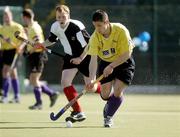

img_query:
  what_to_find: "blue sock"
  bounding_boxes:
[3,78,10,97]
[11,79,20,99]
[41,84,53,96]
[105,95,123,117]
[34,87,42,104]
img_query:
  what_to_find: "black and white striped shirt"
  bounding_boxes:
[48,19,90,57]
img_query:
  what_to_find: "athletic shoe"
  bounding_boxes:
[104,116,113,128]
[9,98,20,103]
[65,111,86,123]
[49,92,59,107]
[29,103,42,110]
[0,97,8,103]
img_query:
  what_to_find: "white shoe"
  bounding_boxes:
[104,116,113,127]
[0,97,8,103]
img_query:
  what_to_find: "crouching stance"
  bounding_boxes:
[85,10,135,127]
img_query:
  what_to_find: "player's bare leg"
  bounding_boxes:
[62,68,86,123]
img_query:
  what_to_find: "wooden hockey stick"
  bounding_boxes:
[14,31,64,57]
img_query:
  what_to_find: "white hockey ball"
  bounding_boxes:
[66,120,73,128]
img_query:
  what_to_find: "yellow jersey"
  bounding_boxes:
[0,21,26,50]
[25,21,44,52]
[0,24,3,50]
[88,23,134,62]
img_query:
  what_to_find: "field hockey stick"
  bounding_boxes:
[10,36,27,70]
[50,75,104,121]
[0,34,25,69]
[10,53,19,69]
[14,31,64,57]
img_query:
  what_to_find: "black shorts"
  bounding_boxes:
[2,49,17,65]
[62,54,91,77]
[99,57,135,85]
[0,50,3,88]
[0,50,3,68]
[27,52,48,73]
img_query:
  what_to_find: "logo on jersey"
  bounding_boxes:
[102,50,109,55]
[102,48,116,58]
[111,48,115,54]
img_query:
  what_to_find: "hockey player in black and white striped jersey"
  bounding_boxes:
[34,5,101,123]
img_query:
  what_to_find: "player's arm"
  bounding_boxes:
[103,51,132,78]
[89,55,98,79]
[85,55,98,90]
[16,29,28,54]
[35,32,58,49]
[107,28,133,69]
[70,45,89,64]
[109,50,132,69]
[103,28,134,77]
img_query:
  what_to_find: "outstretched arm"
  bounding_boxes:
[70,45,89,64]
[85,55,98,90]
[103,50,132,77]
[34,32,58,49]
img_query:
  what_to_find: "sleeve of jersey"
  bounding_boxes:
[87,33,99,55]
[48,23,58,42]
[32,24,44,43]
[76,30,88,48]
[15,25,27,47]
[118,28,134,55]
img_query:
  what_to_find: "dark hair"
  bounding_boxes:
[92,9,109,22]
[22,9,34,19]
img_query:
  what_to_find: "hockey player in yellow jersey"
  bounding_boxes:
[0,6,26,103]
[71,9,135,127]
[22,9,58,110]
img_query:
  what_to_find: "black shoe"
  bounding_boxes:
[49,92,59,107]
[29,103,42,110]
[65,111,86,123]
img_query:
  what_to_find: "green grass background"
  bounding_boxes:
[0,93,180,137]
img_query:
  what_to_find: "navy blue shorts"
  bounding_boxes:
[2,49,17,65]
[27,52,48,73]
[98,57,135,85]
[62,54,91,77]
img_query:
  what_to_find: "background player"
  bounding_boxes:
[0,6,26,103]
[22,9,58,110]
[0,24,3,96]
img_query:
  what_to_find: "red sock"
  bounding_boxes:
[63,85,82,112]
[95,82,101,94]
